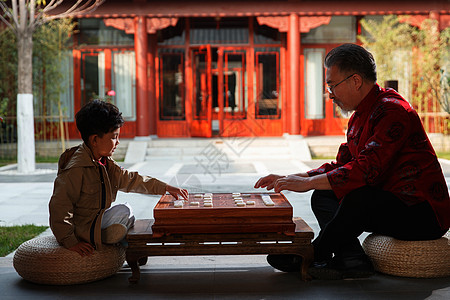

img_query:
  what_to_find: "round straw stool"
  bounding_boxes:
[362,232,450,278]
[13,235,126,285]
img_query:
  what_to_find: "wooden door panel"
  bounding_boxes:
[190,46,212,137]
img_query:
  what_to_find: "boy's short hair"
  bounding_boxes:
[75,100,124,144]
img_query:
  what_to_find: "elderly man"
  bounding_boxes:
[254,44,450,280]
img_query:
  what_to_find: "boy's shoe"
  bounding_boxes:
[122,257,148,268]
[308,255,375,280]
[266,254,303,272]
[138,256,148,266]
[101,224,128,244]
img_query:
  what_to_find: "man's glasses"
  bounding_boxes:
[326,73,356,94]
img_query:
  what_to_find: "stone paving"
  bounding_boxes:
[0,138,449,299]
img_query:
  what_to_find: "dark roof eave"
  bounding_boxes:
[63,0,450,19]
[75,10,450,19]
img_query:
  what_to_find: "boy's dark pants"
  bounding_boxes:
[311,186,446,262]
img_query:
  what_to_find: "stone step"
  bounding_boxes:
[147,137,292,148]
[146,145,291,156]
[143,137,311,161]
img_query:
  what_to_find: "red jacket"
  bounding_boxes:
[308,84,450,230]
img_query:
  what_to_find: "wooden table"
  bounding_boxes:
[126,218,314,283]
[152,193,296,237]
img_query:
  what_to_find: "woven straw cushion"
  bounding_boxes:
[362,233,450,278]
[13,235,125,285]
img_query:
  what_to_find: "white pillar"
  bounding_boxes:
[17,93,36,173]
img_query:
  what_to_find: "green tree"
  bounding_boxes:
[0,27,17,150]
[359,15,450,133]
[33,17,76,148]
[0,0,104,173]
[0,18,76,156]
[412,19,450,116]
[0,27,17,119]
[359,15,414,91]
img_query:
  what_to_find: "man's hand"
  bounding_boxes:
[166,185,189,200]
[273,175,312,193]
[254,174,285,190]
[68,241,95,256]
[274,173,331,193]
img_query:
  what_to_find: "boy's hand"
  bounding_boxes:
[68,241,95,256]
[166,185,189,200]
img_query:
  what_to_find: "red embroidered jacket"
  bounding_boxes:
[308,84,450,230]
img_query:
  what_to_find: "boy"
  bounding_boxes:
[49,100,188,256]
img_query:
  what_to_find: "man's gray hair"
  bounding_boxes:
[324,43,377,83]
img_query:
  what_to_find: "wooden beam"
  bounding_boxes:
[71,1,450,18]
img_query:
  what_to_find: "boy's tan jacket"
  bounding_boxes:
[49,143,167,250]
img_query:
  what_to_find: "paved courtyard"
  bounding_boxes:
[0,138,449,299]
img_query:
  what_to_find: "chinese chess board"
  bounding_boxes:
[152,193,295,237]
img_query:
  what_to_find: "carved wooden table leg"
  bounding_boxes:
[126,253,141,283]
[300,245,314,281]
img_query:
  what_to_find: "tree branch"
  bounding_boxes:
[44,0,61,10]
[29,0,46,31]
[11,0,19,25]
[18,0,28,33]
[48,0,85,16]
[0,2,13,25]
[0,13,17,33]
[2,0,104,30]
[43,0,105,21]
[29,0,35,30]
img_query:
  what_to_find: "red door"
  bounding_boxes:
[70,48,136,139]
[301,45,348,136]
[190,46,250,137]
[190,45,213,137]
[218,48,249,137]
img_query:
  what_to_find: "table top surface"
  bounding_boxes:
[155,192,292,210]
[151,193,297,236]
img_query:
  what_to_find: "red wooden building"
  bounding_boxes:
[60,0,450,139]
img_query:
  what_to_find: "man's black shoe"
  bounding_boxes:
[308,260,343,280]
[308,256,375,280]
[266,254,302,272]
[338,256,375,279]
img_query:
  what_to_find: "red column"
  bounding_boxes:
[288,13,300,135]
[148,34,157,135]
[135,16,149,136]
[429,11,440,133]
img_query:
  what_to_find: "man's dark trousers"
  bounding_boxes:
[311,186,445,262]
